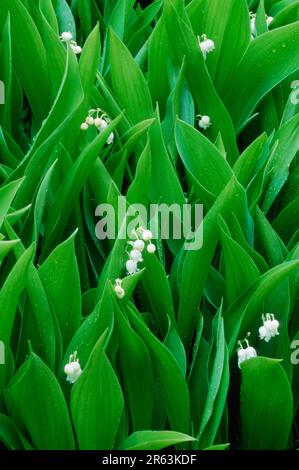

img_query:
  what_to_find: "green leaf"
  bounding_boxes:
[6,352,75,450]
[224,21,299,131]
[128,308,191,434]
[119,430,195,450]
[109,28,153,123]
[262,114,299,213]
[178,177,249,350]
[240,357,293,449]
[164,0,238,161]
[41,112,124,258]
[0,178,24,229]
[187,0,250,94]
[175,119,233,202]
[141,248,176,335]
[197,310,229,449]
[39,232,81,350]
[0,0,50,122]
[164,319,187,378]
[114,301,154,431]
[224,260,299,353]
[219,216,260,305]
[0,245,34,351]
[71,331,124,450]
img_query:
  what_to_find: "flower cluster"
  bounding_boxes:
[237,314,280,368]
[64,351,82,384]
[237,337,257,369]
[198,34,215,59]
[80,109,114,145]
[113,228,156,299]
[59,31,82,55]
[126,227,156,275]
[259,313,280,342]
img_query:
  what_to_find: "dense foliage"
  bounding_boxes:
[0,0,299,451]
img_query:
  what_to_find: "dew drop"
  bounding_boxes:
[282,42,287,48]
[272,48,277,53]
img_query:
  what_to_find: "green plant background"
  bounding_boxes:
[0,0,298,451]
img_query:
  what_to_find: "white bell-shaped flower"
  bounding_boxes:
[199,35,215,59]
[114,278,125,299]
[259,314,280,342]
[237,337,257,368]
[64,352,82,384]
[198,115,212,130]
[60,31,73,42]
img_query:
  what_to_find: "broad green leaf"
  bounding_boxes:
[42,112,124,258]
[219,217,260,305]
[175,119,233,202]
[178,177,249,350]
[187,0,250,94]
[109,28,153,123]
[0,245,34,351]
[224,21,299,131]
[240,357,293,449]
[0,0,50,122]
[39,232,81,350]
[224,260,299,353]
[128,308,190,434]
[114,301,154,431]
[0,413,28,450]
[71,332,124,450]
[164,0,239,161]
[6,352,75,450]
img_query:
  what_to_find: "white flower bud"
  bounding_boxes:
[142,230,153,241]
[107,132,114,145]
[86,116,94,125]
[115,285,125,299]
[198,115,211,130]
[71,43,82,55]
[60,31,73,42]
[147,243,156,254]
[266,16,274,26]
[80,122,89,131]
